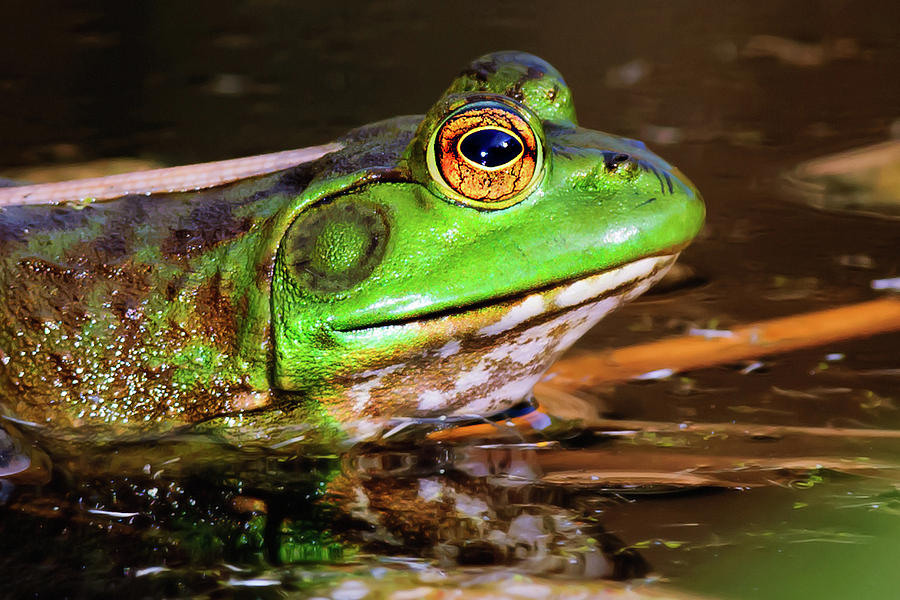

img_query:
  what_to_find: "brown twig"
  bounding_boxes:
[540,297,900,393]
[582,417,900,439]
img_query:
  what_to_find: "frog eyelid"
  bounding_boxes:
[456,125,525,172]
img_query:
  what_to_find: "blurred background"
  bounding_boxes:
[1,2,899,598]
[1,1,897,164]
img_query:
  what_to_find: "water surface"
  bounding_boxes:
[1,2,898,598]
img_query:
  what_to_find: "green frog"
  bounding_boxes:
[0,52,704,451]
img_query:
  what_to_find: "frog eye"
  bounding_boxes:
[427,101,543,209]
[458,127,523,169]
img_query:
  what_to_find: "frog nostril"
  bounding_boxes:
[603,151,632,171]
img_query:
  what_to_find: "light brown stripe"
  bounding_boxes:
[0,142,342,207]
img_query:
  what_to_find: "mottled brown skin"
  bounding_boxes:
[0,117,417,440]
[1,183,272,431]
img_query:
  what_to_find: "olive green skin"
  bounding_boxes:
[0,52,704,445]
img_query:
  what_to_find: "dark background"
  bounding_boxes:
[1,3,900,598]
[2,1,898,166]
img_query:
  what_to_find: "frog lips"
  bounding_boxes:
[331,253,678,422]
[337,254,678,334]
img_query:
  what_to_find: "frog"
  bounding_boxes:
[0,51,704,452]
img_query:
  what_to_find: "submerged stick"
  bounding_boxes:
[0,143,342,206]
[540,297,900,393]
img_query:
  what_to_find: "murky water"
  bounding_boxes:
[1,2,899,598]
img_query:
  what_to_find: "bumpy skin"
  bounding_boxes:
[0,52,704,445]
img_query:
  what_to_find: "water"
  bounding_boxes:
[1,1,899,598]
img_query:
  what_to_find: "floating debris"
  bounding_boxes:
[788,141,900,219]
[688,328,735,339]
[605,58,652,88]
[634,368,675,381]
[872,277,900,291]
[742,35,861,67]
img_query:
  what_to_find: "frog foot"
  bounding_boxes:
[0,426,30,478]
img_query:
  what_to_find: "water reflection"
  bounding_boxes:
[336,442,647,579]
[1,437,653,596]
[1,1,899,598]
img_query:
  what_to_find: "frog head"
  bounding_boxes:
[269,52,704,433]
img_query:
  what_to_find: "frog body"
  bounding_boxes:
[0,52,704,446]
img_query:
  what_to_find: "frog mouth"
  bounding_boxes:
[327,253,679,425]
[336,253,678,334]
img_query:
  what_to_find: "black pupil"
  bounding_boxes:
[459,128,523,168]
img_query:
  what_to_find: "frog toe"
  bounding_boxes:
[0,426,31,478]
